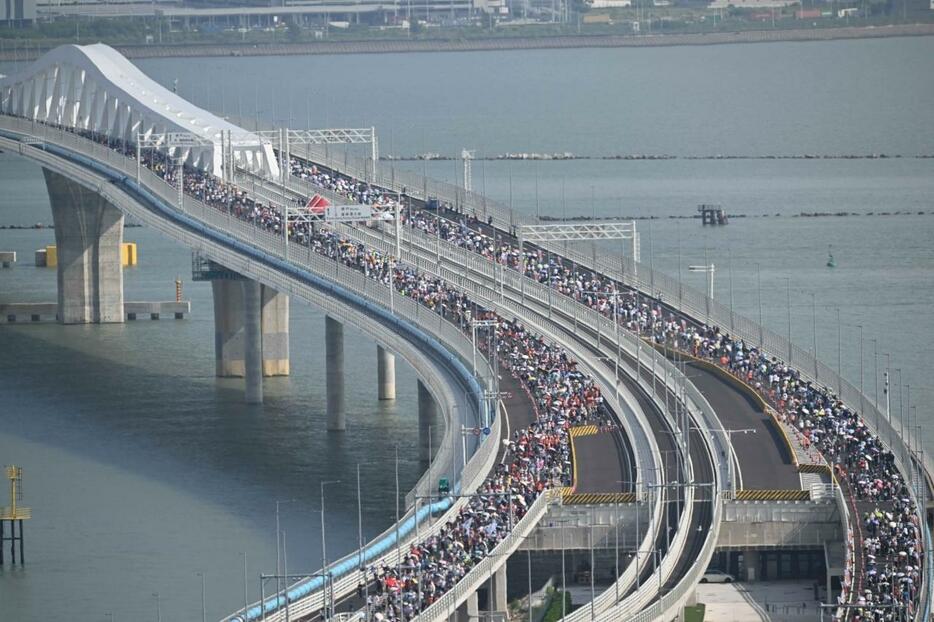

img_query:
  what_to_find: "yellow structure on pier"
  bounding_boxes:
[42,242,137,267]
[1,465,30,521]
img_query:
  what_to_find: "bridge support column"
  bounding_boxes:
[418,379,436,462]
[212,280,290,378]
[213,280,245,377]
[744,549,760,581]
[43,168,124,324]
[243,280,263,404]
[490,565,508,613]
[326,315,345,431]
[377,345,396,400]
[261,285,289,376]
[455,592,478,622]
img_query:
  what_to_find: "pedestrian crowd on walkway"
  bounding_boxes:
[51,122,923,620]
[284,159,923,619]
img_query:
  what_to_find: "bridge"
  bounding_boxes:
[1,44,931,622]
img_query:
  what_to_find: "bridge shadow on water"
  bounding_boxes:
[0,323,430,536]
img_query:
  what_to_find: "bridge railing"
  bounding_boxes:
[0,115,524,622]
[20,113,928,620]
[333,218,728,619]
[409,489,560,622]
[296,142,931,619]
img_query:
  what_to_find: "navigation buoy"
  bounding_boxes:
[827,245,836,268]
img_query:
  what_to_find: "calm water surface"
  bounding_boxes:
[1,36,933,621]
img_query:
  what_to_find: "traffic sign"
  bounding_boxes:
[482,427,491,436]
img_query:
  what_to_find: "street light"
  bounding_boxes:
[196,572,206,622]
[687,263,715,300]
[153,592,161,622]
[547,517,575,621]
[259,572,329,622]
[274,498,297,605]
[683,425,756,497]
[320,479,341,620]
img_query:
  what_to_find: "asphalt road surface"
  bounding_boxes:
[684,362,800,491]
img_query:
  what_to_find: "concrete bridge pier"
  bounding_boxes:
[43,168,124,324]
[212,280,290,379]
[490,565,508,613]
[261,285,290,376]
[417,379,437,462]
[243,280,263,404]
[377,345,396,400]
[455,592,478,622]
[326,315,345,431]
[213,280,246,377]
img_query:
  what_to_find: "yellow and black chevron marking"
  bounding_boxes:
[562,492,637,505]
[798,463,832,476]
[735,489,811,502]
[569,425,599,438]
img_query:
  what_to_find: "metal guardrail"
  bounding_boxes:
[0,116,511,622]
[327,212,728,620]
[291,140,931,621]
[16,114,928,621]
[410,490,560,622]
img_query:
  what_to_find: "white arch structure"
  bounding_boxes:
[0,43,279,178]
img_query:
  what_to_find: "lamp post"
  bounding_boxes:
[548,517,575,621]
[196,572,206,622]
[320,479,340,620]
[615,480,641,604]
[259,572,329,622]
[688,261,715,325]
[275,499,297,604]
[687,426,757,497]
[241,553,249,621]
[153,592,161,622]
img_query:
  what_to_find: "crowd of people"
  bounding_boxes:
[119,133,602,620]
[282,156,923,619]
[364,313,607,619]
[47,121,923,619]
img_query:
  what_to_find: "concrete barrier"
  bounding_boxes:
[0,251,14,267]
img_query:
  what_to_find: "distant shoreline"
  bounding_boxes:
[1,22,933,62]
[3,211,928,230]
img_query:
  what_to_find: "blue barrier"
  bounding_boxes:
[3,131,488,622]
[239,495,455,621]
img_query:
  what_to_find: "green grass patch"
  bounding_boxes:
[683,603,706,622]
[542,590,573,622]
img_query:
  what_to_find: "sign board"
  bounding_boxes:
[324,205,373,222]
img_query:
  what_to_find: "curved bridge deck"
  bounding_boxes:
[2,45,929,619]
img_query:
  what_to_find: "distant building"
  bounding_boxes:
[582,12,612,22]
[1,0,36,24]
[708,0,795,8]
[589,0,632,7]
